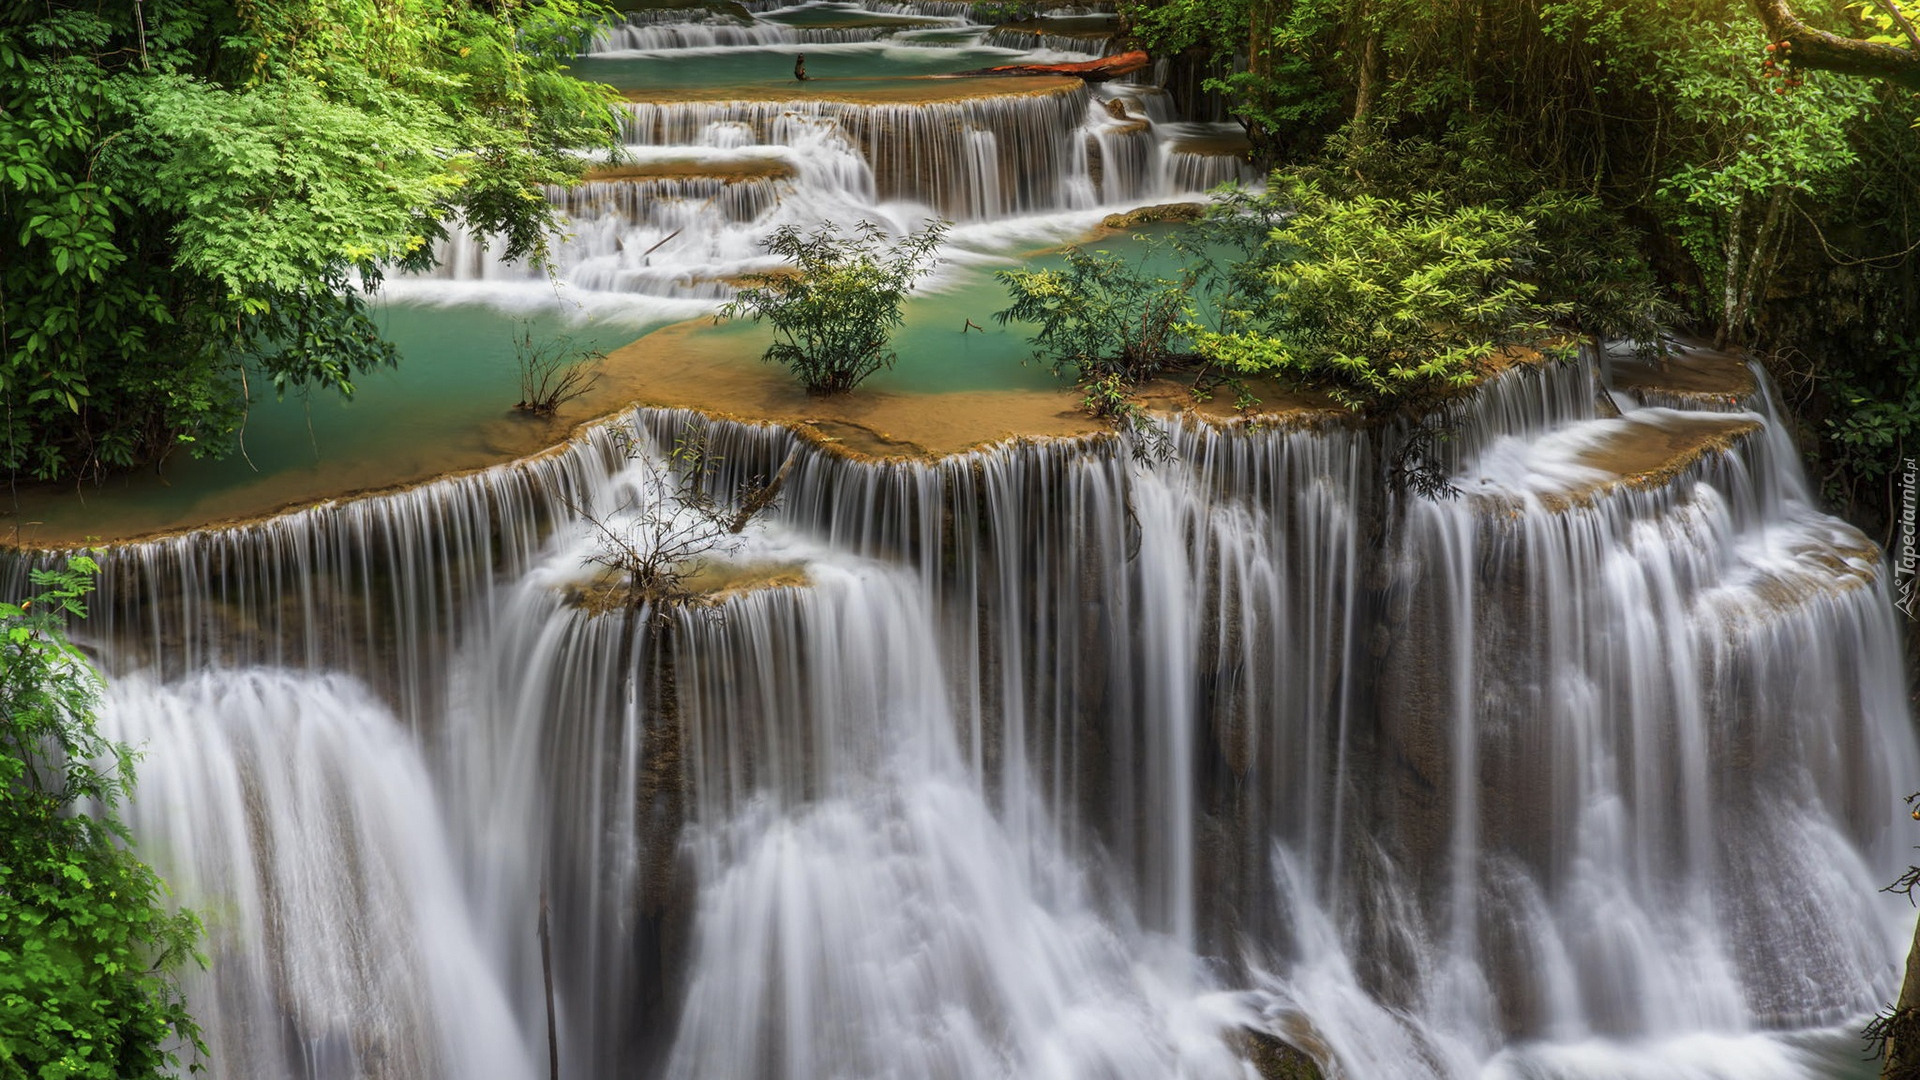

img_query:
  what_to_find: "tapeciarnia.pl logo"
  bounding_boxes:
[1898,456,1918,619]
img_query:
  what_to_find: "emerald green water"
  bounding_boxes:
[875,228,1211,392]
[7,304,649,541]
[11,229,1198,539]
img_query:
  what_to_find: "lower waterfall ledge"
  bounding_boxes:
[1610,339,1758,407]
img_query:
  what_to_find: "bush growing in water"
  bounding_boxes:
[1190,179,1564,414]
[994,245,1196,385]
[512,322,605,416]
[722,220,949,395]
[995,175,1568,418]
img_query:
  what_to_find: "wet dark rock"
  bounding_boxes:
[1100,202,1205,229]
[1232,1026,1327,1080]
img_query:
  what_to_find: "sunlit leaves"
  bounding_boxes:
[1189,180,1558,413]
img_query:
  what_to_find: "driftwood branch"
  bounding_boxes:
[1750,0,1920,87]
[728,452,796,533]
[947,50,1151,82]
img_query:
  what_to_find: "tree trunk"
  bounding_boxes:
[1354,2,1384,121]
[1748,0,1920,87]
[1885,913,1920,1079]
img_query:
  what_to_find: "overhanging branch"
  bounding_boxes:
[1750,0,1920,88]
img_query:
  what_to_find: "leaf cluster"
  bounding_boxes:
[1,0,622,481]
[720,220,949,395]
[1190,179,1560,414]
[0,557,204,1079]
[993,245,1196,385]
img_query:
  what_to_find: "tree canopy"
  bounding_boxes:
[1,0,620,481]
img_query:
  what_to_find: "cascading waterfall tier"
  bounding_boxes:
[60,354,1917,1080]
[615,86,1095,219]
[419,1,1252,300]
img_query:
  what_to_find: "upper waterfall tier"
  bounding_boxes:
[421,6,1252,300]
[616,81,1092,217]
[592,3,965,50]
[429,76,1249,297]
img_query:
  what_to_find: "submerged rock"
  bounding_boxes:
[1101,202,1205,229]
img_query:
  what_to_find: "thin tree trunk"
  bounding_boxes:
[1716,199,1748,350]
[541,890,560,1080]
[1354,3,1384,121]
[1885,913,1920,1079]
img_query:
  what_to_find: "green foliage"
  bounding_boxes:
[1,0,621,481]
[1080,372,1175,463]
[1523,190,1679,352]
[1121,0,1346,160]
[1190,179,1560,413]
[720,219,949,395]
[1652,21,1873,339]
[993,245,1195,384]
[1114,0,1920,521]
[970,1,1042,23]
[1820,337,1920,507]
[0,557,203,1078]
[1277,124,1673,352]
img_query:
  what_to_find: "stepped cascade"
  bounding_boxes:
[53,346,1917,1080]
[30,7,1915,1079]
[423,0,1252,303]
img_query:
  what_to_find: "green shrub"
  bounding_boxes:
[1189,179,1562,414]
[0,557,203,1079]
[721,220,949,395]
[993,245,1195,384]
[1,0,621,481]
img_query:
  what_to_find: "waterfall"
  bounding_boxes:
[61,353,1915,1079]
[615,88,1097,218]
[982,27,1110,54]
[99,671,533,1080]
[416,4,1250,302]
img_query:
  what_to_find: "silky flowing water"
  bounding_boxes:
[71,352,1914,1080]
[33,4,1919,1078]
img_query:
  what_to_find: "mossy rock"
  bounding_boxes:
[1231,1027,1327,1080]
[1100,202,1205,229]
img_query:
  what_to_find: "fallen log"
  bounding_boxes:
[945,49,1150,83]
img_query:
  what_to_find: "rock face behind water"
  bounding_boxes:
[1233,1029,1326,1080]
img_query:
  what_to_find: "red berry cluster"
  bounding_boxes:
[1760,39,1803,92]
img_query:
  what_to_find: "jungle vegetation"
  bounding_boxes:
[0,558,202,1078]
[1,0,620,482]
[1106,0,1920,529]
